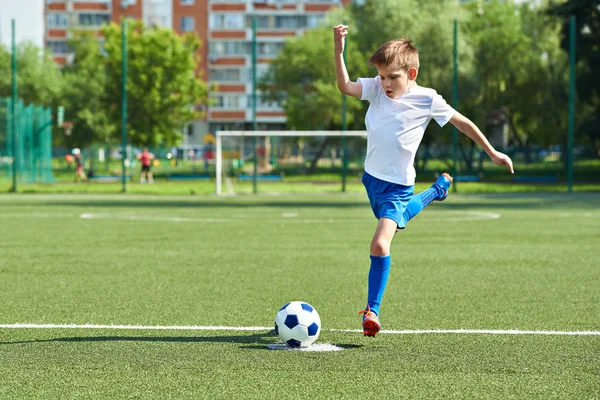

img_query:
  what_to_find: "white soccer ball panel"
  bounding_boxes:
[290,324,309,341]
[284,301,303,315]
[276,324,294,342]
[275,309,288,328]
[295,310,314,327]
[300,335,318,347]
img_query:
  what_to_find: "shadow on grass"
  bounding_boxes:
[0,333,363,351]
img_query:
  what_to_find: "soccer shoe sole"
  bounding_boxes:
[362,318,381,337]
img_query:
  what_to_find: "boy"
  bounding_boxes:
[333,24,514,337]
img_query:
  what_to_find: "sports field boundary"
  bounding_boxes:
[1,324,598,336]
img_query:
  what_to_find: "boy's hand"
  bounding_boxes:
[491,151,514,174]
[333,25,348,55]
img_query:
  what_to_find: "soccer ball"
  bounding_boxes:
[274,301,321,348]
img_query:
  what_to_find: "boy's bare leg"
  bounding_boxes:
[361,217,397,337]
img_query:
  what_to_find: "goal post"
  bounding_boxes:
[215,130,367,195]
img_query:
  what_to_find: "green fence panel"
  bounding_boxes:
[0,97,54,184]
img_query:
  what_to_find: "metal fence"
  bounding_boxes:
[0,98,54,185]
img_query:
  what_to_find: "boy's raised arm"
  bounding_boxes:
[333,25,362,99]
[449,112,515,174]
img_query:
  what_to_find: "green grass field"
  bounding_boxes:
[0,192,598,399]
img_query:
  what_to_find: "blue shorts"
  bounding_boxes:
[362,172,414,229]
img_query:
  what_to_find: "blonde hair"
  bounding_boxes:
[369,39,419,71]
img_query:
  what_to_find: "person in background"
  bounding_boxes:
[72,148,87,182]
[137,147,155,184]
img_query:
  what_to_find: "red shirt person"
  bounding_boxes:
[137,147,155,183]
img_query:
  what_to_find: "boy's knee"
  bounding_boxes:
[370,238,390,257]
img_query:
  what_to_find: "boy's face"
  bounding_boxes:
[376,65,417,99]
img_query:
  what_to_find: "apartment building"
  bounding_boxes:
[44,0,351,142]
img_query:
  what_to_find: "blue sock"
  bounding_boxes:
[367,255,391,316]
[402,186,441,223]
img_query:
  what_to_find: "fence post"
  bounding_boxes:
[567,15,576,192]
[11,19,18,192]
[452,19,459,192]
[252,17,258,194]
[121,18,128,193]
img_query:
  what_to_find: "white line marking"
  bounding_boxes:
[0,324,270,331]
[79,213,229,223]
[0,213,75,218]
[76,211,500,224]
[0,324,598,336]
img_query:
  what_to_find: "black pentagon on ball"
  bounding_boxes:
[307,322,319,336]
[279,302,290,311]
[274,322,279,336]
[301,303,313,312]
[286,339,302,348]
[284,314,299,329]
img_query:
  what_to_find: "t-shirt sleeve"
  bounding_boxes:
[431,91,456,127]
[357,77,378,102]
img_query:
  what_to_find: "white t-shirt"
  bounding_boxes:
[358,76,456,186]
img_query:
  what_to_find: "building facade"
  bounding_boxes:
[44,0,351,143]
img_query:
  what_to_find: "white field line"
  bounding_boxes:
[76,211,500,223]
[0,210,501,223]
[0,324,598,336]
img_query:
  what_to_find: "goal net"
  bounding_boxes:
[215,130,367,195]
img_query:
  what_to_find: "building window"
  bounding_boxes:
[210,14,244,29]
[257,42,284,57]
[211,94,244,109]
[245,15,312,30]
[275,16,306,29]
[180,0,194,4]
[78,13,110,27]
[307,15,324,29]
[181,16,195,32]
[210,41,248,57]
[147,16,168,28]
[47,41,70,54]
[210,68,243,82]
[46,13,69,28]
[247,92,284,110]
[246,65,269,81]
[250,16,271,29]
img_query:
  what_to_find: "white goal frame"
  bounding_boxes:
[215,130,367,195]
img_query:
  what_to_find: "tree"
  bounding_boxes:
[0,42,62,107]
[60,31,115,148]
[101,20,209,146]
[550,0,600,156]
[462,1,569,149]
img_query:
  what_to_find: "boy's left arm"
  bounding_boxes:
[449,112,514,174]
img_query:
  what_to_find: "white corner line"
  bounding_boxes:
[0,324,598,336]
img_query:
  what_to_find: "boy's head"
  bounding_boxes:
[369,39,419,99]
[369,38,419,72]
